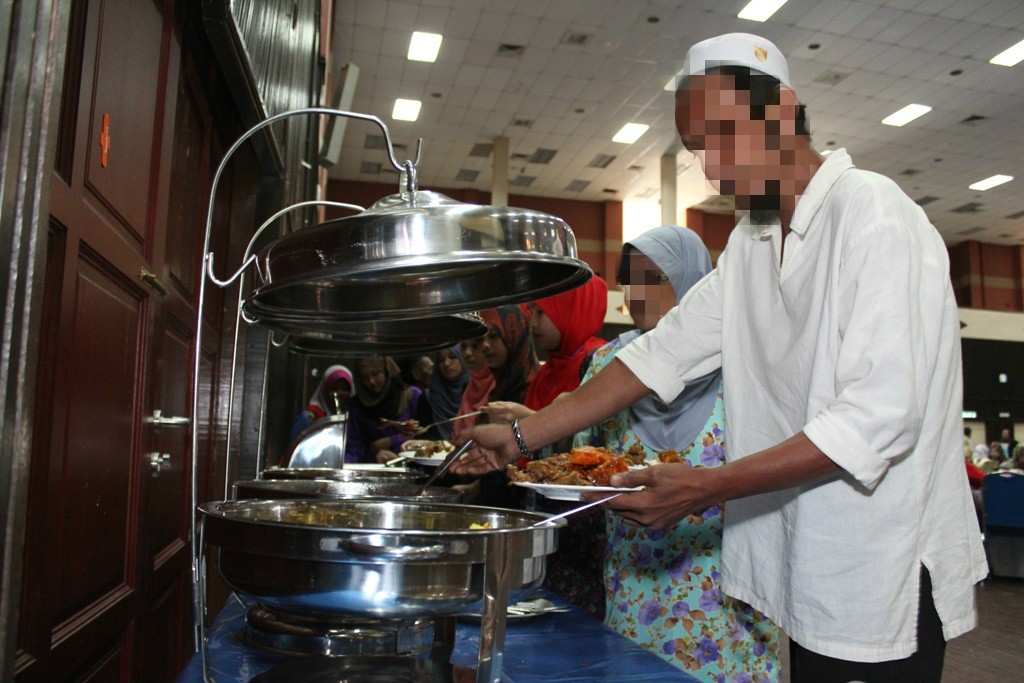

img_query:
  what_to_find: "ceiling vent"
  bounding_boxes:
[510,174,535,187]
[559,31,592,46]
[602,188,618,194]
[359,161,381,174]
[1005,209,1024,220]
[455,169,479,182]
[510,117,534,128]
[899,168,921,176]
[956,226,986,235]
[469,142,493,157]
[565,179,590,192]
[627,164,644,172]
[497,43,525,57]
[529,148,558,164]
[915,195,939,206]
[588,153,616,169]
[364,134,386,150]
[511,152,530,160]
[812,69,851,86]
[951,202,983,214]
[959,115,988,126]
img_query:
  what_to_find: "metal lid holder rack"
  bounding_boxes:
[187,108,591,683]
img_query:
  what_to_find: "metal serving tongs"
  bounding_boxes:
[383,410,484,436]
[416,439,475,494]
[529,493,623,528]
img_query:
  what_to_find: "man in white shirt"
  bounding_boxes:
[453,32,986,682]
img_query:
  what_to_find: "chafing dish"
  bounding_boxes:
[199,500,563,617]
[260,467,425,484]
[233,479,460,503]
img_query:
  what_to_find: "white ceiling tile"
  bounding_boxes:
[900,15,959,48]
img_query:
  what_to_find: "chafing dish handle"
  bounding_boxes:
[322,536,449,560]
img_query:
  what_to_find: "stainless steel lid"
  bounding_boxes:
[245,191,593,327]
[274,311,487,356]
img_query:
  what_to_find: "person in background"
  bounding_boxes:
[523,275,608,411]
[474,306,538,507]
[427,346,469,440]
[963,427,973,456]
[452,337,493,441]
[988,441,1005,467]
[999,428,1017,460]
[399,354,435,392]
[288,364,355,443]
[346,355,436,463]
[567,226,780,678]
[455,32,985,683]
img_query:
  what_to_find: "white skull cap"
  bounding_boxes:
[680,33,792,88]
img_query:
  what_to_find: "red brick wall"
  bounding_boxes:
[949,240,1024,311]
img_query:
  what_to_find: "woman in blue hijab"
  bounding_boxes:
[573,226,780,680]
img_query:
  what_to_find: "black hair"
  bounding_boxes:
[681,65,811,137]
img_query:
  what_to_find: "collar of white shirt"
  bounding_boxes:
[746,148,856,240]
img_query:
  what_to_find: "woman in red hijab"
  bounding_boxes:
[523,276,608,410]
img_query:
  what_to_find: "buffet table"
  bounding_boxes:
[175,590,701,683]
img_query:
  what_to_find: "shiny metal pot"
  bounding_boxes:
[233,479,460,503]
[198,500,563,618]
[260,466,425,484]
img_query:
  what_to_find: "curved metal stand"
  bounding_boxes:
[188,108,420,662]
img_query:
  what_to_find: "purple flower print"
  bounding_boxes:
[715,675,726,683]
[702,504,720,520]
[712,425,723,437]
[638,599,661,626]
[636,544,653,569]
[710,568,720,582]
[662,640,677,655]
[700,443,725,466]
[699,587,722,612]
[653,548,665,560]
[617,601,628,614]
[734,672,753,683]
[694,636,719,665]
[647,528,667,541]
[611,570,622,593]
[667,551,694,580]
[671,601,691,618]
[753,641,766,657]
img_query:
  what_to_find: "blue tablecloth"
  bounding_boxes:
[176,591,700,683]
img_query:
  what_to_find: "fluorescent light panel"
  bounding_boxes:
[392,98,421,122]
[612,122,649,144]
[881,103,931,127]
[968,174,1013,191]
[408,31,442,62]
[737,0,788,22]
[990,38,1024,67]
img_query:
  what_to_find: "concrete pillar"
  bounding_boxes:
[660,152,677,226]
[492,136,509,207]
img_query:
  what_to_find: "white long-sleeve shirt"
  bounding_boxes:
[617,149,987,662]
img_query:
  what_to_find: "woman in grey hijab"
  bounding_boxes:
[570,225,780,679]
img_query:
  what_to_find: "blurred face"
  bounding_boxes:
[459,338,485,373]
[620,251,677,332]
[675,74,798,215]
[1001,429,1011,441]
[481,327,508,369]
[412,356,434,388]
[358,360,387,395]
[437,348,464,381]
[527,303,561,352]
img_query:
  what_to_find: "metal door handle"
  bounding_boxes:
[148,452,171,473]
[146,409,191,434]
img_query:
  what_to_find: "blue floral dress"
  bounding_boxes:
[575,340,780,682]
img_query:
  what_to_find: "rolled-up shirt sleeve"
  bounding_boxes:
[617,253,725,404]
[803,215,936,490]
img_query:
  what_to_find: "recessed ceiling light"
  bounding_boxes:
[612,122,649,144]
[881,104,932,127]
[968,174,1013,191]
[990,38,1024,67]
[408,31,443,62]
[737,0,789,22]
[392,98,421,122]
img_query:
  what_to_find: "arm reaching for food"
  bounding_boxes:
[450,358,650,475]
[589,432,840,530]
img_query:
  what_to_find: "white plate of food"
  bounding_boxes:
[512,481,643,501]
[400,440,455,466]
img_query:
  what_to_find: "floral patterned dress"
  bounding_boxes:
[574,340,780,682]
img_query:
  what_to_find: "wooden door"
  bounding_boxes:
[14,1,223,680]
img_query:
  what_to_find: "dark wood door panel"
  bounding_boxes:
[57,252,146,620]
[81,0,164,246]
[137,576,187,683]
